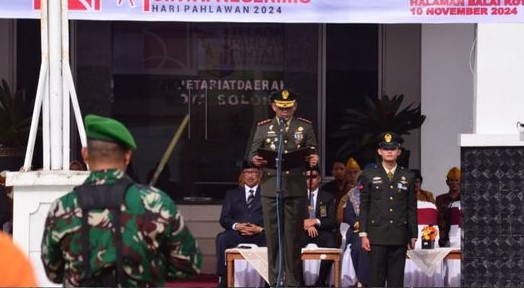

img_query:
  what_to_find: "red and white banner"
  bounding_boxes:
[1,0,524,23]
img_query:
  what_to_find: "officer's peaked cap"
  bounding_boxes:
[270,89,297,108]
[378,132,403,149]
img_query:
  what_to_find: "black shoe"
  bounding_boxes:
[216,276,227,288]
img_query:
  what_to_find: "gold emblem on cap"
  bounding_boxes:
[282,90,289,100]
[385,133,392,143]
[298,127,303,132]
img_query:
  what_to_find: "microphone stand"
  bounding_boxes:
[275,118,286,288]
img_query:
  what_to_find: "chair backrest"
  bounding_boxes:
[417,201,438,225]
[449,201,461,225]
[448,201,461,248]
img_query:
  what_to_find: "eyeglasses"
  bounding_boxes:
[307,173,320,178]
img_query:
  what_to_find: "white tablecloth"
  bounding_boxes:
[227,246,341,285]
[235,247,270,284]
[406,248,455,276]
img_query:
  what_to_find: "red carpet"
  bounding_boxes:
[166,273,218,288]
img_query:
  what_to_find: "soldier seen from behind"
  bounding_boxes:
[41,114,202,286]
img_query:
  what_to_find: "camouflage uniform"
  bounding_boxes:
[41,169,202,286]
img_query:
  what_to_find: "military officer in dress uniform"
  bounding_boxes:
[249,89,319,287]
[359,132,417,287]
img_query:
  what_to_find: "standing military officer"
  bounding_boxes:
[359,132,417,287]
[250,89,319,287]
[41,114,202,287]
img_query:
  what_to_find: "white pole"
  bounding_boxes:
[24,0,86,171]
[41,0,51,170]
[23,65,47,171]
[61,0,70,170]
[65,65,87,148]
[23,0,50,171]
[61,0,87,150]
[48,0,63,170]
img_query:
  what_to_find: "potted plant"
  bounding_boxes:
[333,94,426,167]
[0,79,33,170]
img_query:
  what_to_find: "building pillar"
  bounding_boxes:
[461,23,524,287]
[420,24,475,194]
[475,24,524,134]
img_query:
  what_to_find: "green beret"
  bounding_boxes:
[85,114,137,150]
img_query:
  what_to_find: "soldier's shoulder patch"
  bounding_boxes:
[297,117,312,124]
[258,119,272,125]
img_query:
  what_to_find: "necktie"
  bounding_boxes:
[309,192,316,218]
[247,189,255,209]
[387,171,394,181]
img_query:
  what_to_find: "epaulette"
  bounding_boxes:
[257,119,272,125]
[297,117,312,124]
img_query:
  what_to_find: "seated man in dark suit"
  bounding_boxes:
[302,166,338,287]
[215,162,266,287]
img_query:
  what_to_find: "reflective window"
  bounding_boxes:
[76,21,320,199]
[14,20,379,200]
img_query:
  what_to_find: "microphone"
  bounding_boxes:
[278,117,286,127]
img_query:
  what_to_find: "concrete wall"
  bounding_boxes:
[420,24,476,195]
[178,204,222,274]
[476,24,524,134]
[381,24,476,196]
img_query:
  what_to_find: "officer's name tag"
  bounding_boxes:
[372,176,382,184]
[319,205,327,217]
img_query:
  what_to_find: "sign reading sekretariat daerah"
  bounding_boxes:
[2,0,524,23]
